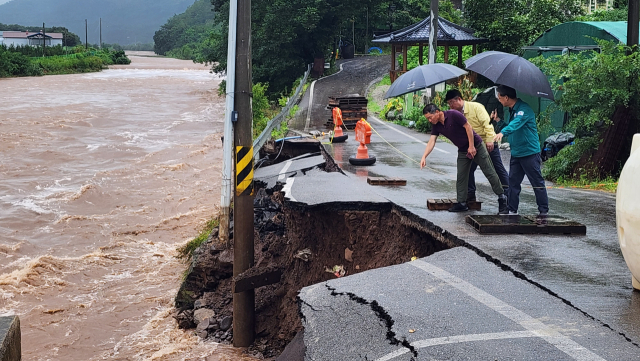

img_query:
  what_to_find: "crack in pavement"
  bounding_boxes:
[391,205,640,349]
[325,283,418,359]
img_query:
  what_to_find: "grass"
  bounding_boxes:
[177,217,219,261]
[553,176,618,193]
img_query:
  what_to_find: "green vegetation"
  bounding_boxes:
[575,6,628,21]
[153,0,217,59]
[542,136,600,181]
[553,176,618,193]
[0,46,41,77]
[177,217,220,261]
[0,45,130,77]
[532,40,640,181]
[464,0,583,54]
[398,45,476,68]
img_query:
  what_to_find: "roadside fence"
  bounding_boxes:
[253,64,311,160]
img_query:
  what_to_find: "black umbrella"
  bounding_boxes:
[464,51,554,100]
[384,63,467,99]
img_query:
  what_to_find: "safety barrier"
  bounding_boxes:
[253,64,311,160]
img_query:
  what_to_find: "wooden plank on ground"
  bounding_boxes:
[233,266,282,293]
[427,198,482,210]
[367,177,407,186]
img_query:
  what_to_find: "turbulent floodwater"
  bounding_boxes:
[0,53,254,360]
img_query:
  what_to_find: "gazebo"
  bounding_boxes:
[372,16,488,82]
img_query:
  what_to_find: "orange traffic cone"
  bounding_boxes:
[349,118,376,166]
[332,107,348,143]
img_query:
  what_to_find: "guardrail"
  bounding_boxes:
[253,64,311,160]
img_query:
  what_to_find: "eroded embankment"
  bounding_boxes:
[173,184,454,358]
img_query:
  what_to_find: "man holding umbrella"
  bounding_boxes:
[420,104,508,214]
[444,89,509,202]
[492,85,549,216]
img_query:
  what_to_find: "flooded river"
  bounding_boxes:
[0,52,254,360]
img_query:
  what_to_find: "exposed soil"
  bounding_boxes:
[173,146,452,359]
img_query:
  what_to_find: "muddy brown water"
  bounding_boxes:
[0,53,256,360]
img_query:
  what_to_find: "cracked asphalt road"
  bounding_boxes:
[280,56,640,360]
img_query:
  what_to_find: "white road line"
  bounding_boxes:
[375,331,538,361]
[304,62,347,132]
[368,115,450,154]
[278,160,292,181]
[281,177,296,202]
[398,260,607,361]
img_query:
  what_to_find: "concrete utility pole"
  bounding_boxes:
[42,22,45,56]
[428,0,438,64]
[428,0,439,98]
[220,0,238,251]
[100,18,102,49]
[628,0,639,52]
[232,0,255,348]
[85,19,88,50]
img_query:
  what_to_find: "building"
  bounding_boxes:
[0,31,63,47]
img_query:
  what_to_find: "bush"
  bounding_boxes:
[542,136,600,181]
[0,47,42,77]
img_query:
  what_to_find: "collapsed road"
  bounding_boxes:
[174,55,640,360]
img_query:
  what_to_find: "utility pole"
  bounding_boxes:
[628,0,639,53]
[100,18,102,49]
[428,0,438,65]
[42,22,45,57]
[232,0,255,348]
[428,0,439,98]
[85,19,88,50]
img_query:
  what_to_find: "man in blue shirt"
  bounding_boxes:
[492,85,549,216]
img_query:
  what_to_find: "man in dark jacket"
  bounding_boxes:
[420,104,508,214]
[493,85,549,216]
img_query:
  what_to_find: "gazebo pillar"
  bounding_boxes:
[457,45,463,68]
[419,44,424,65]
[472,44,477,55]
[403,44,408,72]
[444,45,449,64]
[391,44,396,82]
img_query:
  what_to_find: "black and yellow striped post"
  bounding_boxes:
[235,146,254,196]
[232,0,255,347]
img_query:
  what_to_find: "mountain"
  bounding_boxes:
[0,0,195,45]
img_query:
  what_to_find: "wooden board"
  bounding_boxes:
[367,177,407,186]
[427,198,482,210]
[233,268,282,293]
[465,215,586,235]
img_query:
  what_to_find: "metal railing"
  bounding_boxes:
[253,63,311,160]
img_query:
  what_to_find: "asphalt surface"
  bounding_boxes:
[290,55,389,133]
[274,55,640,360]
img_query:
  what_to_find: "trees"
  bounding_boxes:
[532,40,640,180]
[464,0,583,54]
